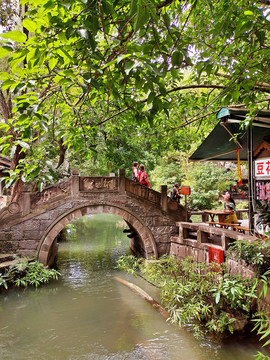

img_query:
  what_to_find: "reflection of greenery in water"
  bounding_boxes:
[61,214,129,271]
[0,214,263,360]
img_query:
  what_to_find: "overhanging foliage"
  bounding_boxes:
[0,0,269,193]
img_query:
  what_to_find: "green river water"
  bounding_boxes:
[0,214,266,360]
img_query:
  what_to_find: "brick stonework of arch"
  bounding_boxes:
[37,203,158,265]
[0,172,184,265]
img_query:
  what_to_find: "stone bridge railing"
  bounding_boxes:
[0,169,177,225]
[0,169,185,263]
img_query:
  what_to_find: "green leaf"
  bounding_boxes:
[144,63,162,77]
[124,61,135,75]
[147,113,154,127]
[1,31,27,43]
[90,78,100,90]
[170,68,178,79]
[1,79,17,90]
[85,15,99,34]
[102,58,117,69]
[22,19,37,33]
[206,63,212,76]
[159,86,167,96]
[244,11,253,16]
[48,57,58,70]
[129,0,137,16]
[0,46,13,58]
[259,326,270,340]
[171,51,183,67]
[147,92,155,104]
[18,114,29,122]
[59,77,73,85]
[134,5,149,32]
[44,0,55,10]
[37,181,45,192]
[58,48,73,61]
[116,54,132,64]
[16,140,30,150]
[262,338,270,347]
[0,71,11,80]
[0,123,9,131]
[65,27,75,39]
[147,0,158,21]
[152,96,162,112]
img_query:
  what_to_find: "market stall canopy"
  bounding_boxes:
[189,108,270,161]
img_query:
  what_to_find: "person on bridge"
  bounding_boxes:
[131,162,139,182]
[138,164,151,188]
[170,183,181,203]
[222,191,238,223]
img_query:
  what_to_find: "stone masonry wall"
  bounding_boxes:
[0,173,184,265]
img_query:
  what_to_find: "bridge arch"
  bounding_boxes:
[37,202,158,266]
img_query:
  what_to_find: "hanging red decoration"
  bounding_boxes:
[237,148,242,187]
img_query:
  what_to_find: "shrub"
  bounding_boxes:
[227,239,270,275]
[117,255,258,336]
[0,257,61,290]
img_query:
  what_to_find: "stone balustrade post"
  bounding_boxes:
[22,185,32,216]
[118,169,126,194]
[160,185,168,212]
[71,168,80,198]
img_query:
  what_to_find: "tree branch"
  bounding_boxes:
[0,90,11,121]
[167,84,224,94]
[170,0,198,55]
[56,138,67,169]
[157,0,175,9]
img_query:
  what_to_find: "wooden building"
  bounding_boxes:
[190,107,270,234]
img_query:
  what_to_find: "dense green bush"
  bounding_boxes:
[149,153,236,209]
[117,253,270,359]
[149,151,186,191]
[117,255,257,335]
[0,258,61,290]
[186,162,235,210]
[228,239,270,275]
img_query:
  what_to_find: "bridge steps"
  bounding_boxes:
[0,259,18,271]
[0,253,15,262]
[0,254,23,272]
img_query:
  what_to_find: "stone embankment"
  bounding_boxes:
[170,222,258,278]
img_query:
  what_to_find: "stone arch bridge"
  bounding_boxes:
[0,170,185,266]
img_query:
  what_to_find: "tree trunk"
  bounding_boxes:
[56,138,67,169]
[114,276,170,319]
[10,144,26,202]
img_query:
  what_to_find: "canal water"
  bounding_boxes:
[0,214,265,360]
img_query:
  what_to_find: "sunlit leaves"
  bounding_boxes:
[0,0,269,190]
[0,46,13,59]
[22,18,37,33]
[0,30,27,43]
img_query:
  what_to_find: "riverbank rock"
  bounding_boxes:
[227,313,248,332]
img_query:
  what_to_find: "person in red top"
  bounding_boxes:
[138,164,151,188]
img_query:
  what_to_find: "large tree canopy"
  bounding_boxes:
[0,0,269,194]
